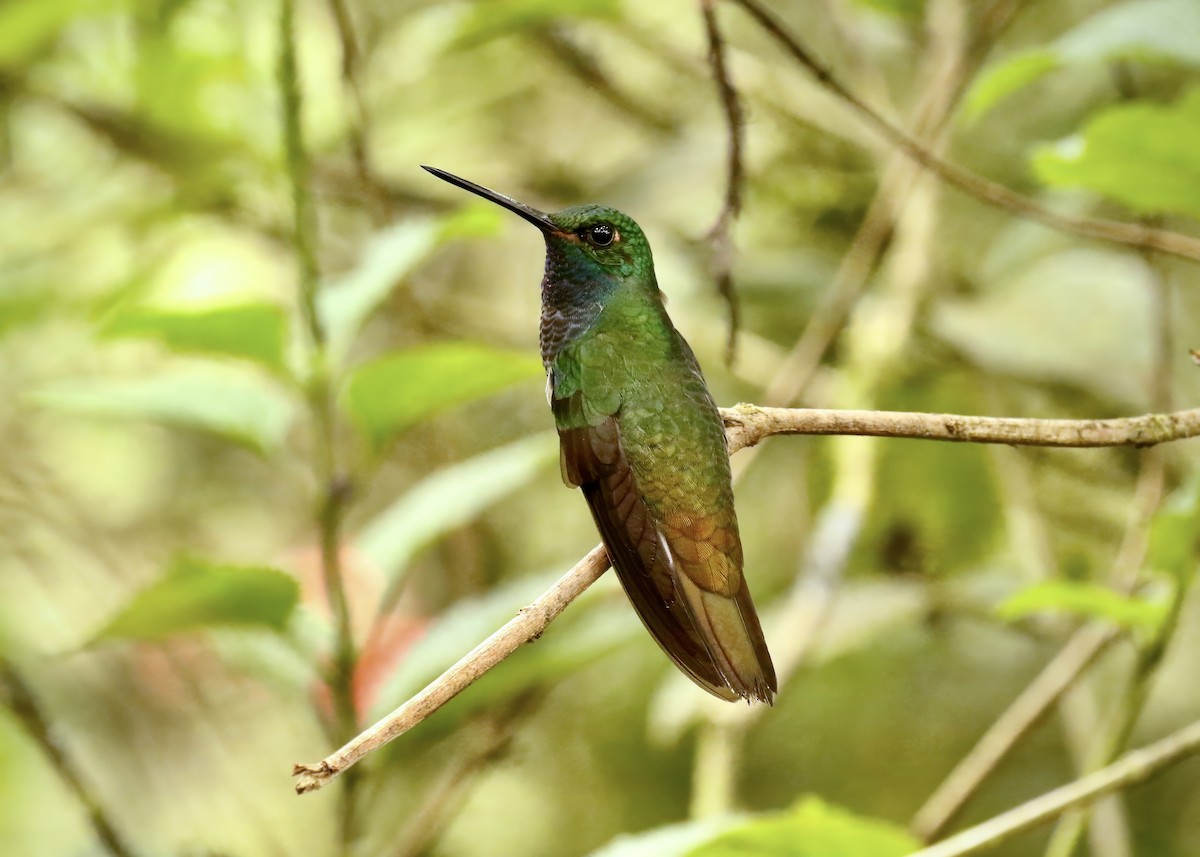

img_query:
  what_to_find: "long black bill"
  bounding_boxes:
[422,166,556,233]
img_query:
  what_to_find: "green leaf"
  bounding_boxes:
[852,0,924,21]
[94,557,299,643]
[0,0,126,66]
[963,51,1060,120]
[966,0,1200,116]
[0,290,55,339]
[997,580,1168,633]
[437,202,509,241]
[342,342,542,450]
[358,432,558,585]
[687,796,918,857]
[1146,477,1200,583]
[100,303,289,373]
[588,818,742,857]
[318,220,441,362]
[1033,87,1200,219]
[30,366,300,454]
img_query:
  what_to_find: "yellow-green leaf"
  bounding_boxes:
[966,0,1200,117]
[30,366,300,454]
[358,432,558,585]
[1034,87,1200,219]
[342,342,542,450]
[687,796,918,857]
[101,303,289,373]
[997,580,1168,633]
[1147,477,1200,583]
[95,557,299,643]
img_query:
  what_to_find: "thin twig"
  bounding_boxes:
[325,0,389,221]
[724,0,1200,264]
[700,0,745,366]
[279,0,361,843]
[295,544,610,793]
[0,658,137,857]
[535,27,674,132]
[326,0,368,171]
[278,0,323,347]
[911,625,1118,840]
[388,693,539,857]
[761,0,1030,407]
[1045,245,1178,857]
[294,402,1200,793]
[906,718,1200,857]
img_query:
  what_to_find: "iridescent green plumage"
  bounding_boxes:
[424,167,777,703]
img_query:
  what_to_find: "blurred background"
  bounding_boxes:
[3,0,1200,855]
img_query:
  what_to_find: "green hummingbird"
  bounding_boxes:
[424,166,777,704]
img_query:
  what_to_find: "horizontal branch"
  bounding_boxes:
[721,404,1200,450]
[294,402,1200,794]
[907,718,1200,857]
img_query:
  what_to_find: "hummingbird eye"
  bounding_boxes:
[585,222,616,247]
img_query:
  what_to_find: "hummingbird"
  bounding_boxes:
[423,166,777,704]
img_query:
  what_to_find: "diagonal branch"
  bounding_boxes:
[906,718,1200,857]
[724,0,1200,265]
[295,544,610,794]
[0,658,137,857]
[293,402,1200,793]
[911,625,1118,841]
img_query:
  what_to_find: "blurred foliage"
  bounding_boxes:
[2,1,1200,856]
[1034,86,1200,219]
[344,342,543,450]
[93,556,300,642]
[996,579,1170,635]
[688,796,919,857]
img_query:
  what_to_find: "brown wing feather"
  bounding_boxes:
[558,415,776,703]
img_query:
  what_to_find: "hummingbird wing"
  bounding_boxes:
[553,382,776,704]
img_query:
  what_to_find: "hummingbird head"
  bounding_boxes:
[540,204,650,281]
[422,166,653,284]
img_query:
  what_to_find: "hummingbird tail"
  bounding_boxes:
[560,415,776,704]
[673,570,776,704]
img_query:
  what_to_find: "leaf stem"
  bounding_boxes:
[278,0,360,847]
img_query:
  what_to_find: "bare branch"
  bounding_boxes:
[906,718,1200,857]
[293,402,1200,793]
[912,625,1118,841]
[294,544,611,794]
[280,0,361,839]
[326,0,368,169]
[721,404,1200,450]
[724,0,1200,265]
